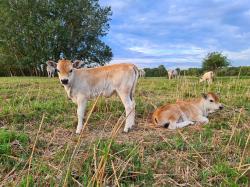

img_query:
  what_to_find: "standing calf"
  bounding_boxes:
[167,69,178,79]
[56,60,139,133]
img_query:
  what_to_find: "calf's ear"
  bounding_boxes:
[201,93,207,99]
[73,60,84,68]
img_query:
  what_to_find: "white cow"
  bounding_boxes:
[56,60,139,134]
[200,71,214,84]
[167,69,178,79]
[138,69,145,77]
[46,60,57,77]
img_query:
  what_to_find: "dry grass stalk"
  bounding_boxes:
[238,132,250,170]
[88,114,126,186]
[26,113,45,187]
[225,108,243,151]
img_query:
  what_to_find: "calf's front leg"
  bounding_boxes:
[195,115,209,125]
[76,99,87,134]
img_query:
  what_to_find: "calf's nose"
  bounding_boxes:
[61,79,68,85]
[219,105,224,110]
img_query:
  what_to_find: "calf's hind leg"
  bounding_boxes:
[118,92,135,133]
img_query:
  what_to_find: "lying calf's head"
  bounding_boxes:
[201,92,223,112]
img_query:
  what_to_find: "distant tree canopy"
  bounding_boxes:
[144,65,167,77]
[202,52,230,71]
[0,0,112,75]
[143,66,250,77]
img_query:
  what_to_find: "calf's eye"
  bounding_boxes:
[210,100,214,102]
[69,69,73,73]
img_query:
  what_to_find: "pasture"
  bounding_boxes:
[0,76,249,186]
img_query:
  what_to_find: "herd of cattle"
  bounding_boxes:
[45,60,215,84]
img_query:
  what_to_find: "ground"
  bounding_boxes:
[0,76,249,186]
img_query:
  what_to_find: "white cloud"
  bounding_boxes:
[225,48,250,61]
[128,45,205,56]
[110,56,202,69]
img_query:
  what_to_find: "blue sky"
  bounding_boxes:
[100,0,250,69]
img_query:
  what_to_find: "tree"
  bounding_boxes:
[158,65,167,76]
[202,52,230,71]
[0,0,112,75]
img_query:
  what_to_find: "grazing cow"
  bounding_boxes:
[56,60,139,134]
[200,71,214,84]
[167,69,178,79]
[152,92,223,129]
[46,60,57,77]
[138,69,145,77]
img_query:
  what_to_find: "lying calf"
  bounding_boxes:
[56,60,139,133]
[152,92,223,129]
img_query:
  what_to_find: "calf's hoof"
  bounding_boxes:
[76,129,81,134]
[123,127,132,133]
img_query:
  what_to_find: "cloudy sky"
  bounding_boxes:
[100,0,250,69]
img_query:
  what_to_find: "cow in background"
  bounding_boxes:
[200,71,214,84]
[46,60,57,77]
[167,69,178,79]
[138,69,145,77]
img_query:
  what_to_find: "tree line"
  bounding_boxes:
[144,66,250,77]
[144,52,250,77]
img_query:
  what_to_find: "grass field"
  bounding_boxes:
[0,76,249,186]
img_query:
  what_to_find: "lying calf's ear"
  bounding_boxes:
[201,93,207,99]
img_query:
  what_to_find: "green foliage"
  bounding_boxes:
[179,66,250,77]
[216,66,250,76]
[144,64,250,77]
[202,51,230,71]
[19,175,34,187]
[144,65,167,77]
[180,67,203,76]
[0,0,112,76]
[0,129,29,154]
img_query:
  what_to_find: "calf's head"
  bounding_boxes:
[57,60,81,85]
[201,92,223,112]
